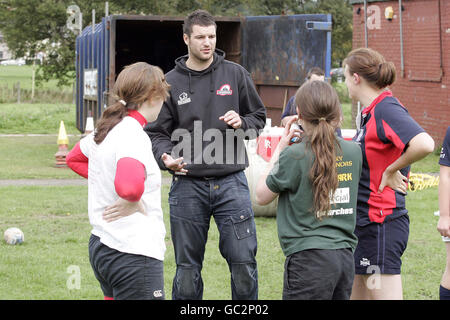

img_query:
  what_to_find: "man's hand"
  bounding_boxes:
[103,198,146,223]
[219,110,242,129]
[162,153,188,173]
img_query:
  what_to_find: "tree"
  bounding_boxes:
[298,0,353,67]
[0,0,179,87]
[0,0,99,86]
[251,0,352,67]
[0,0,352,86]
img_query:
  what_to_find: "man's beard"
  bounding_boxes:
[190,46,214,63]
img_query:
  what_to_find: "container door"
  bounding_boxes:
[242,14,331,126]
[75,17,110,133]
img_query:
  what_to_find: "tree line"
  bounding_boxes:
[0,0,352,87]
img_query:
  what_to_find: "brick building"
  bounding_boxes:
[349,0,449,145]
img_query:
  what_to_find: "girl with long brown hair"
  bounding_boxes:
[343,48,434,300]
[256,80,362,299]
[66,62,170,300]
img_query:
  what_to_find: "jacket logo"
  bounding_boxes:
[177,92,191,105]
[360,258,371,267]
[153,290,163,298]
[216,84,233,96]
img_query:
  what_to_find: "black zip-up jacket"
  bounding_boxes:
[145,49,266,178]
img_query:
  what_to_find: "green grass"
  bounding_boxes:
[0,186,94,299]
[0,185,284,300]
[0,127,441,301]
[0,65,69,91]
[403,188,443,300]
[0,134,441,300]
[0,90,442,299]
[0,184,440,300]
[0,136,81,179]
[0,66,73,103]
[411,154,440,174]
[341,102,352,129]
[0,103,78,134]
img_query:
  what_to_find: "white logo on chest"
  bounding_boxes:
[177,92,191,105]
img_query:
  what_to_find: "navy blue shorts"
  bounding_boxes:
[354,214,409,275]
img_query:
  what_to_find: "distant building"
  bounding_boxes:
[350,0,449,145]
[0,31,13,61]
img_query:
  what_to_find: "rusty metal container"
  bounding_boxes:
[75,13,331,132]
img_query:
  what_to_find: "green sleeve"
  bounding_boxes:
[265,147,300,194]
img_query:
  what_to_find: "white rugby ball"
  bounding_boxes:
[4,227,24,245]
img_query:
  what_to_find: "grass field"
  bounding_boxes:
[0,103,78,135]
[0,136,81,179]
[0,184,285,300]
[0,133,442,300]
[0,65,73,104]
[0,98,443,300]
[0,65,70,91]
[0,185,441,300]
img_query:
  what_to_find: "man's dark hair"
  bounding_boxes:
[306,67,325,80]
[183,10,217,37]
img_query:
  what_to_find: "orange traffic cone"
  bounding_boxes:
[55,120,69,168]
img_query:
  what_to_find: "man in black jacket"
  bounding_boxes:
[145,10,266,300]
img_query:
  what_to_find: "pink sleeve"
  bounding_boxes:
[114,157,146,202]
[66,142,89,179]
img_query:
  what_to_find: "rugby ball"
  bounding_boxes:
[4,227,24,245]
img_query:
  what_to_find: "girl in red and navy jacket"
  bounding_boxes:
[343,48,434,300]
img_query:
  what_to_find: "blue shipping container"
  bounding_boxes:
[75,14,331,132]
